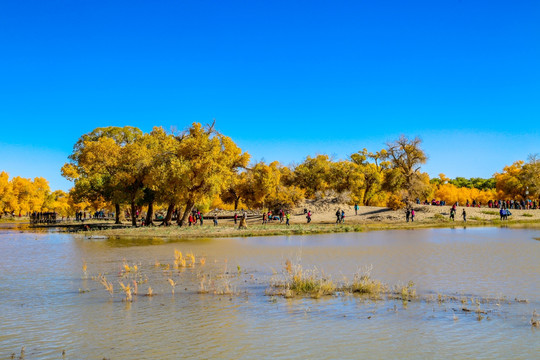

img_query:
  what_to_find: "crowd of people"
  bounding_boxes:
[417,198,539,210]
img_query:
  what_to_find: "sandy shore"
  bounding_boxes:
[74,203,540,239]
[294,202,540,224]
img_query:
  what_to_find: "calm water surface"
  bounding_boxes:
[0,227,539,359]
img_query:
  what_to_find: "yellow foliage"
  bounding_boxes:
[435,183,496,205]
[387,193,405,210]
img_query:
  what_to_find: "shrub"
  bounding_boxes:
[387,194,405,210]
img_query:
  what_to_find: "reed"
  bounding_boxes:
[168,278,176,294]
[122,259,138,273]
[349,265,385,296]
[397,281,417,300]
[531,310,539,327]
[174,249,186,268]
[146,286,154,296]
[286,263,335,296]
[119,281,133,302]
[186,252,196,267]
[97,274,114,297]
[198,274,209,293]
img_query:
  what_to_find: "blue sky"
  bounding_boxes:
[0,0,539,191]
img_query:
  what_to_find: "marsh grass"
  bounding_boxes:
[481,210,499,216]
[531,310,539,327]
[97,274,113,297]
[119,281,132,302]
[349,265,385,296]
[168,278,176,294]
[271,261,394,299]
[522,213,533,217]
[396,281,417,301]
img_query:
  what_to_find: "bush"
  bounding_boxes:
[387,194,405,210]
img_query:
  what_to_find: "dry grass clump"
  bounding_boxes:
[168,278,176,294]
[531,310,539,327]
[173,249,186,269]
[288,264,335,297]
[349,265,385,296]
[97,274,114,297]
[396,281,417,301]
[270,260,336,298]
[122,259,138,273]
[119,281,133,302]
[270,260,420,300]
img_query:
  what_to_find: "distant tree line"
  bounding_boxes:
[1,123,538,220]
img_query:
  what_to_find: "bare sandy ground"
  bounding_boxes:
[293,203,539,224]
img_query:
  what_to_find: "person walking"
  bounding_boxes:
[262,212,267,225]
[411,209,415,222]
[354,203,359,216]
[405,208,411,222]
[213,213,218,226]
[341,209,345,223]
[285,212,290,226]
[336,209,341,224]
[306,210,312,224]
[234,212,238,225]
[462,209,467,222]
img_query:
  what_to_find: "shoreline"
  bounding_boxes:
[73,218,540,239]
[5,204,540,239]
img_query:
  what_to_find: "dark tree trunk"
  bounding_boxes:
[145,201,154,226]
[234,197,239,211]
[161,203,175,226]
[131,201,137,227]
[115,203,121,224]
[179,199,195,227]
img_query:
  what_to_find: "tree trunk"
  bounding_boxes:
[145,201,154,226]
[161,203,175,226]
[115,203,122,224]
[131,201,137,227]
[234,197,239,211]
[179,199,195,227]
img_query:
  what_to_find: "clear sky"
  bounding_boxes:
[0,0,539,191]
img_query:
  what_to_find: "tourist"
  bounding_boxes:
[354,203,359,215]
[341,209,345,223]
[411,209,415,222]
[234,212,238,224]
[405,208,411,222]
[213,213,218,226]
[462,209,466,222]
[335,209,341,224]
[285,212,290,226]
[306,210,312,223]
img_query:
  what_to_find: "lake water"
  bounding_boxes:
[0,226,539,359]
